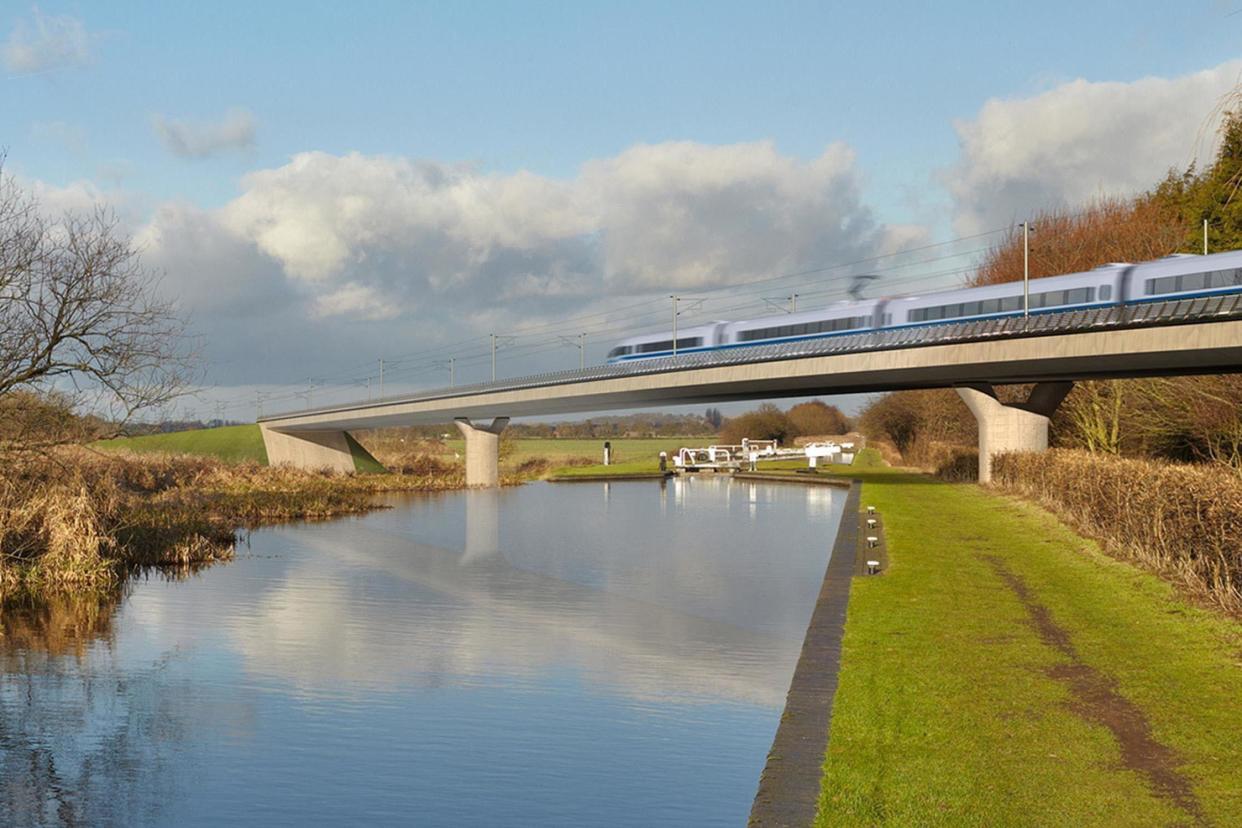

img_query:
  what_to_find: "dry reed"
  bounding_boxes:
[0,447,472,596]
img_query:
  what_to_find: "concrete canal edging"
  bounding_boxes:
[749,478,864,827]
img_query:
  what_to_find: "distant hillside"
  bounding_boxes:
[95,424,269,464]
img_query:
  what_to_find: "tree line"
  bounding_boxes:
[861,110,1242,474]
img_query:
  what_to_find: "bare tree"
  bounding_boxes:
[0,161,191,450]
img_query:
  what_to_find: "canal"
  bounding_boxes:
[1,477,846,826]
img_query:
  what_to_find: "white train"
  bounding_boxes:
[606,250,1242,363]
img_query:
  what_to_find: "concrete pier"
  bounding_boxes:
[454,417,510,487]
[260,425,368,473]
[956,382,1073,483]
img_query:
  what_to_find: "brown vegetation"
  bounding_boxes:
[718,400,851,446]
[973,196,1183,288]
[856,389,976,472]
[0,448,468,596]
[786,400,850,436]
[992,450,1242,614]
[860,112,1242,475]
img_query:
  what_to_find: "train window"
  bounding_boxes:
[1146,274,1195,295]
[636,337,702,353]
[1209,269,1242,288]
[1000,296,1022,312]
[1099,284,1112,301]
[738,316,868,342]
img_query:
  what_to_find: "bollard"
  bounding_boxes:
[866,536,879,548]
[866,506,876,516]
[866,560,881,575]
[866,518,877,529]
[603,440,611,466]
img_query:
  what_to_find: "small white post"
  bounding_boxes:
[1204,218,1209,256]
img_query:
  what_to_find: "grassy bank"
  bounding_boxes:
[817,461,1242,825]
[96,424,268,464]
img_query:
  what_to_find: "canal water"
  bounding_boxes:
[0,477,845,826]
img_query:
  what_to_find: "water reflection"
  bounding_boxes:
[0,592,179,827]
[1,479,844,827]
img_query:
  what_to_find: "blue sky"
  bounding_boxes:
[9,1,1239,217]
[4,2,1241,417]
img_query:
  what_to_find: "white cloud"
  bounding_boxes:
[945,60,1242,234]
[582,141,879,291]
[3,9,93,74]
[152,108,257,159]
[310,282,400,321]
[203,141,883,317]
[131,141,899,389]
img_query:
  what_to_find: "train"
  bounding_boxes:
[605,250,1242,363]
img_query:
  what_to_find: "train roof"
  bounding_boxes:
[730,298,882,329]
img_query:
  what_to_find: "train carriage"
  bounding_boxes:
[605,250,1242,365]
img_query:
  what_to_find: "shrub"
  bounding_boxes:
[992,449,1242,613]
[786,400,850,437]
[719,403,799,445]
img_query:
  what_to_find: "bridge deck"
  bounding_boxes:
[260,295,1242,431]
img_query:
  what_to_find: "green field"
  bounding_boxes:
[96,428,708,473]
[95,424,269,464]
[488,436,710,468]
[816,458,1242,825]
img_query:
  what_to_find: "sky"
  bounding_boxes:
[4,1,1242,421]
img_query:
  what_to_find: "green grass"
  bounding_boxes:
[535,436,723,477]
[95,424,268,464]
[816,460,1242,825]
[549,458,666,477]
[95,431,703,475]
[502,436,711,465]
[345,432,387,473]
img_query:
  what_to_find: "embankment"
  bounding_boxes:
[991,449,1242,614]
[816,464,1242,825]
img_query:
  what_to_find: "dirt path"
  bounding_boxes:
[984,555,1206,825]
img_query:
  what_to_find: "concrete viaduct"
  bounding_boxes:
[258,297,1242,485]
